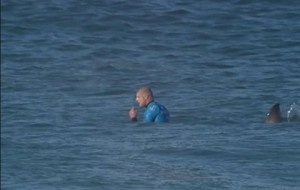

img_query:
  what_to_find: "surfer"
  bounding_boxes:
[129,86,169,123]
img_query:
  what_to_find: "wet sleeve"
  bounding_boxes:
[143,104,160,122]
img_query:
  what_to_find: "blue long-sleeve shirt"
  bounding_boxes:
[143,101,169,123]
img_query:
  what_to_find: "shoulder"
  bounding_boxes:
[146,102,160,112]
[147,101,169,113]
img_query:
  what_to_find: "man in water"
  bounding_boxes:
[129,86,169,123]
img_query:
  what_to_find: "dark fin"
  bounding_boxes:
[265,103,282,123]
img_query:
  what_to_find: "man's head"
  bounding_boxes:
[135,87,154,107]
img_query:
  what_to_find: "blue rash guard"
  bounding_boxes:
[143,101,170,123]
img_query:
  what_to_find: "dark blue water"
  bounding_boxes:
[1,0,300,189]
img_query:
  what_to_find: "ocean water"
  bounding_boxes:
[1,0,300,189]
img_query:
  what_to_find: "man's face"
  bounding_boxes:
[136,91,148,107]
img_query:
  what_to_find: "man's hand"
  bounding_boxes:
[129,107,137,121]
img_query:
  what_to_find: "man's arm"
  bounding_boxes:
[143,104,160,122]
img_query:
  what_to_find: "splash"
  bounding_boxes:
[287,102,300,122]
